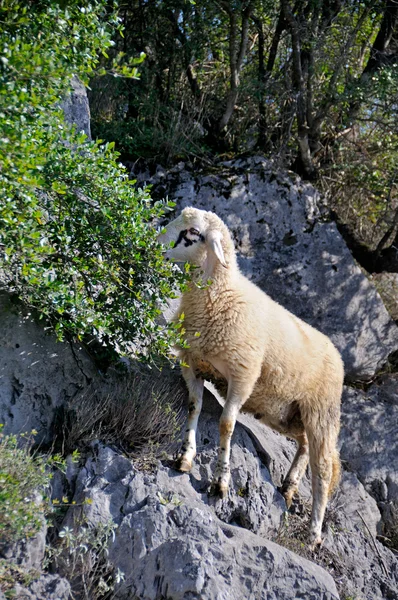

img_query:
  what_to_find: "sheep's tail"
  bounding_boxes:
[329,449,341,497]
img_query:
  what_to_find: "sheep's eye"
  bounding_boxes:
[189,227,200,236]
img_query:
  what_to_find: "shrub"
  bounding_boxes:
[0,0,187,361]
[0,426,53,550]
[46,518,123,600]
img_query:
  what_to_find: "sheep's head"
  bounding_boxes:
[158,207,228,271]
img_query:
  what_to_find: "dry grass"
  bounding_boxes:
[272,496,360,600]
[60,367,185,462]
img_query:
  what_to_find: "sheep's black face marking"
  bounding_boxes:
[173,228,205,248]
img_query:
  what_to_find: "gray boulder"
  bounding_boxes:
[13,575,71,600]
[0,509,71,600]
[144,157,398,379]
[0,291,97,444]
[340,375,398,537]
[60,379,398,600]
[61,75,91,139]
[65,442,338,600]
[112,499,339,600]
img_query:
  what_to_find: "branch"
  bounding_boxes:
[314,1,377,128]
[166,9,202,99]
[218,1,254,131]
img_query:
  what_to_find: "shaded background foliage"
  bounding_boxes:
[89,0,398,267]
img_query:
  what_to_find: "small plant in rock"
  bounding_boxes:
[0,426,53,550]
[46,518,123,600]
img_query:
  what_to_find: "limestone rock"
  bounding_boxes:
[340,375,398,537]
[13,575,71,600]
[65,443,338,600]
[112,500,339,600]
[0,514,71,600]
[59,381,398,600]
[61,75,91,139]
[144,157,398,379]
[0,292,97,444]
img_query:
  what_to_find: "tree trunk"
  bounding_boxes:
[217,1,253,133]
[282,0,316,178]
[254,9,286,150]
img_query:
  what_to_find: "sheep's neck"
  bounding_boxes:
[199,250,236,287]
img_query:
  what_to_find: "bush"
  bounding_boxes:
[0,0,187,361]
[46,519,123,600]
[0,426,53,550]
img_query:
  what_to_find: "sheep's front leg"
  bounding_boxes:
[210,381,253,498]
[175,363,204,473]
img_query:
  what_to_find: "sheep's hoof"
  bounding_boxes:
[281,484,298,509]
[209,481,228,499]
[175,456,193,473]
[308,532,323,551]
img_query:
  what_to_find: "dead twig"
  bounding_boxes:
[356,509,389,577]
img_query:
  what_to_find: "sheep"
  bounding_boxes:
[158,206,344,546]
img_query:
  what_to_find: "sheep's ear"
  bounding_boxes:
[207,230,227,268]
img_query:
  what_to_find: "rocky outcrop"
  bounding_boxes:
[61,75,91,139]
[1,151,398,599]
[57,381,398,600]
[12,575,71,600]
[64,442,339,600]
[139,157,398,380]
[340,375,398,539]
[0,292,97,444]
[1,520,71,600]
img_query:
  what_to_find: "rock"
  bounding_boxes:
[0,515,71,600]
[1,519,47,572]
[340,376,398,537]
[65,444,338,600]
[60,382,398,600]
[112,501,339,600]
[146,156,398,379]
[61,75,91,139]
[0,291,97,444]
[65,387,286,539]
[13,574,71,600]
[371,272,398,321]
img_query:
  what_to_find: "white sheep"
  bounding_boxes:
[159,206,344,546]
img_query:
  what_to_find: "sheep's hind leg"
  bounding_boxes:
[281,432,309,508]
[175,363,204,473]
[307,433,334,547]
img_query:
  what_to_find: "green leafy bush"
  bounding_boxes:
[0,426,53,549]
[46,519,123,600]
[0,0,186,360]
